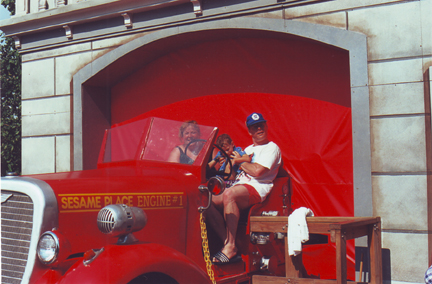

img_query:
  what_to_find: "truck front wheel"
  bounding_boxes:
[128,272,179,284]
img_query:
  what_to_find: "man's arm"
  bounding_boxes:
[240,161,270,177]
[240,142,281,177]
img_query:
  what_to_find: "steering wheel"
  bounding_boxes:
[211,144,233,181]
[184,139,206,159]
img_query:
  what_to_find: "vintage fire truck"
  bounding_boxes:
[1,116,383,284]
[1,117,294,284]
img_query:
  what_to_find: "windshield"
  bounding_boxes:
[99,117,217,165]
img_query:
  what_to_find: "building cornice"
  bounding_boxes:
[0,0,190,36]
[0,0,333,52]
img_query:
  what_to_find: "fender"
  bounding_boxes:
[56,243,211,284]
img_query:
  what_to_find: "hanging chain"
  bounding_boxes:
[199,212,216,284]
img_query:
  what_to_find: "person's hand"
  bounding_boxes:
[232,152,254,165]
[232,151,246,165]
[230,151,241,161]
[216,156,226,166]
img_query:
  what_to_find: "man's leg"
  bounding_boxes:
[205,195,226,242]
[215,184,255,261]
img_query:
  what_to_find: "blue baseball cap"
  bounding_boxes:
[246,113,267,127]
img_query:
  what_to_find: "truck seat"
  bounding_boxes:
[249,165,292,218]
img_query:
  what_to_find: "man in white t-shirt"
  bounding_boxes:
[208,112,282,264]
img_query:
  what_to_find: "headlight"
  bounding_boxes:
[37,232,59,264]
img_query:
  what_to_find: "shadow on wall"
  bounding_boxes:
[355,247,391,282]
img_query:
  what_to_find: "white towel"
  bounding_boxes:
[287,207,314,256]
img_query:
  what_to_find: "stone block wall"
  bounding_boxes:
[283,1,431,282]
[20,36,136,174]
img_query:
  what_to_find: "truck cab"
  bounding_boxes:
[1,117,291,284]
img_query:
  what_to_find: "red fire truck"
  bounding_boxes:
[2,117,294,284]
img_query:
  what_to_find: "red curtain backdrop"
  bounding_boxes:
[109,32,354,279]
[119,93,353,218]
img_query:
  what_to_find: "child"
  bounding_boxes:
[208,134,250,185]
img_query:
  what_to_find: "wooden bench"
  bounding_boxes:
[250,216,382,284]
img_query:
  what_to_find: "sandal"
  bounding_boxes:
[212,251,242,265]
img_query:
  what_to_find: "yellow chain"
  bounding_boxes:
[199,212,216,284]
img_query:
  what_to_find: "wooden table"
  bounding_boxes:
[250,216,382,284]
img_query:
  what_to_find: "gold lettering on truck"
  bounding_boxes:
[59,192,185,213]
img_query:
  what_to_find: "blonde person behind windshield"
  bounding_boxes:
[168,120,201,164]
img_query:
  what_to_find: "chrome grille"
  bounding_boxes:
[1,190,34,284]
